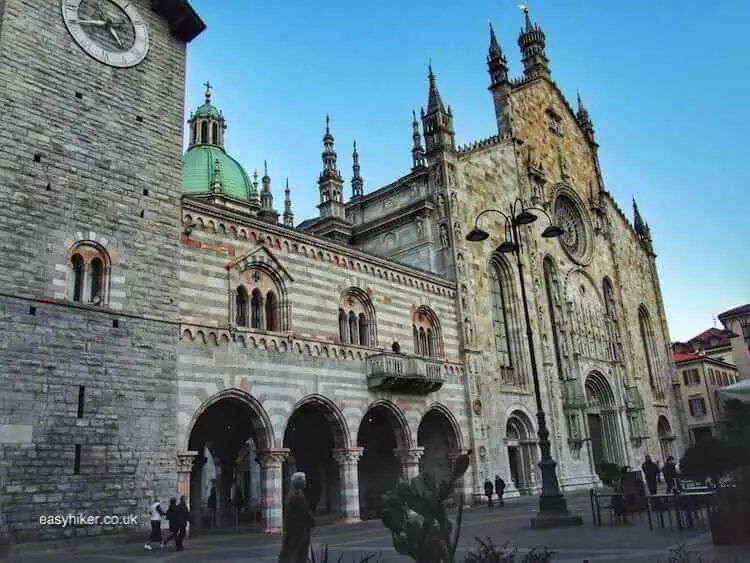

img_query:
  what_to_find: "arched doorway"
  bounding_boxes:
[417,406,461,484]
[357,401,411,520]
[187,390,273,531]
[283,396,349,520]
[657,416,674,461]
[505,411,537,494]
[585,372,623,471]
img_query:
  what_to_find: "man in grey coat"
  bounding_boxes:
[278,472,316,563]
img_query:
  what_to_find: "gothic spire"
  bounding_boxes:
[283,178,294,227]
[517,5,550,80]
[632,198,651,241]
[411,110,426,169]
[351,141,363,198]
[427,62,446,113]
[321,114,341,180]
[487,21,509,86]
[260,160,273,210]
[421,63,455,153]
[576,90,595,143]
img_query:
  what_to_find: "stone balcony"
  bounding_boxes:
[365,352,445,394]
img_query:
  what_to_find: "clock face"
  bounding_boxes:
[61,0,149,68]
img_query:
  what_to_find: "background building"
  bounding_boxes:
[718,304,750,380]
[672,351,739,443]
[0,0,683,547]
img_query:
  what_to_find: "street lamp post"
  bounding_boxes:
[466,199,583,529]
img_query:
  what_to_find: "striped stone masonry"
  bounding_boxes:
[332,447,364,522]
[395,447,424,481]
[258,448,289,533]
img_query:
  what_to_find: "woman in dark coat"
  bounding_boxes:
[174,496,191,551]
[278,472,316,563]
[163,498,179,547]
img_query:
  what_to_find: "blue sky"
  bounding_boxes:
[183,0,748,342]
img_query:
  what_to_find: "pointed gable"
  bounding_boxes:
[227,245,293,283]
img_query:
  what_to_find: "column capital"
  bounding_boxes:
[394,447,424,462]
[257,448,290,469]
[332,447,364,465]
[176,450,198,472]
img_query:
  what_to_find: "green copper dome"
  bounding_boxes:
[182,145,255,201]
[193,102,221,119]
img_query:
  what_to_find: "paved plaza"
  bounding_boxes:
[10,493,748,562]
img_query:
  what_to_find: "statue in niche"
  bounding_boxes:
[460,284,469,311]
[453,222,462,241]
[558,150,570,181]
[439,224,450,248]
[456,253,465,276]
[410,183,419,198]
[450,191,458,210]
[436,194,445,216]
[416,216,424,236]
[463,318,474,343]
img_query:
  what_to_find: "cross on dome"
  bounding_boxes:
[203,81,213,103]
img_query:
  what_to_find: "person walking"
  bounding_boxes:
[641,455,660,496]
[278,472,316,563]
[174,496,191,551]
[484,478,494,509]
[494,475,506,506]
[144,498,165,551]
[663,456,678,493]
[162,498,179,547]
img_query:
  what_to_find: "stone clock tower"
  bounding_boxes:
[0,0,204,548]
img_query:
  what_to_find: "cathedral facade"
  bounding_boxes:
[0,0,685,546]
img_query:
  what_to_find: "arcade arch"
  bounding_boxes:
[657,416,675,461]
[417,405,462,484]
[187,390,274,531]
[357,400,412,519]
[282,395,350,518]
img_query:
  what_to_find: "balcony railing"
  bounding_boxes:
[365,352,446,394]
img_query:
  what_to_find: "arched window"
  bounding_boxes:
[348,311,359,345]
[211,122,218,144]
[338,288,376,346]
[250,289,262,329]
[339,309,348,342]
[68,242,111,306]
[191,123,197,144]
[265,291,277,331]
[358,313,369,346]
[89,258,103,303]
[491,258,526,385]
[543,257,565,381]
[638,305,661,396]
[235,286,248,327]
[602,278,618,361]
[412,306,443,358]
[71,254,84,302]
[200,121,208,144]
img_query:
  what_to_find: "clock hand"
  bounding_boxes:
[109,26,123,47]
[71,19,108,25]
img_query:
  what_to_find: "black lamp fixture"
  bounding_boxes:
[465,199,581,530]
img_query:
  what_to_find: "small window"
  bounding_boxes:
[211,122,219,144]
[250,289,262,329]
[77,386,85,419]
[89,258,104,303]
[71,254,84,302]
[265,291,277,331]
[74,445,81,475]
[235,286,248,327]
[200,121,208,144]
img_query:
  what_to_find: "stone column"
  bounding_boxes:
[176,451,198,500]
[447,449,471,505]
[394,447,424,481]
[257,448,289,533]
[332,447,363,523]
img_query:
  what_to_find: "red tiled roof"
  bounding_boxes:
[685,327,734,350]
[673,352,704,364]
[718,303,750,320]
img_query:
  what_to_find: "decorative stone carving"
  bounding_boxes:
[439,224,450,248]
[450,191,458,210]
[453,222,462,241]
[472,399,482,415]
[460,284,469,311]
[463,317,473,343]
[436,194,445,216]
[416,217,424,236]
[456,253,465,276]
[332,447,363,465]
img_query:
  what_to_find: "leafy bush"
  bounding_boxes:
[380,450,472,563]
[463,537,553,562]
[308,543,382,562]
[597,461,627,490]
[679,437,740,485]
